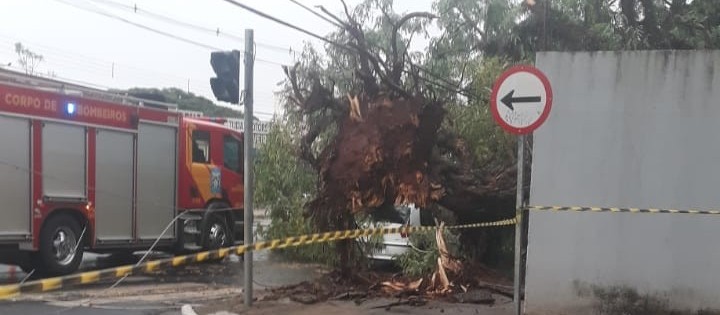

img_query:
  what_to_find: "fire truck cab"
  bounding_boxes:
[0,69,245,276]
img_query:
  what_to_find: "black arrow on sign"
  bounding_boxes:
[501,90,541,110]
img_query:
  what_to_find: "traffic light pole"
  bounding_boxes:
[243,29,254,307]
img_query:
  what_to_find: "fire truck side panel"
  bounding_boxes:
[0,115,32,237]
[178,121,205,210]
[136,122,177,240]
[41,122,87,200]
[177,123,198,209]
[31,120,43,249]
[94,129,134,241]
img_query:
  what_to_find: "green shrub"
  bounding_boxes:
[395,228,463,278]
[254,120,337,264]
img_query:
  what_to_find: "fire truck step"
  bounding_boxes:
[184,227,201,235]
[183,244,203,251]
[183,213,203,221]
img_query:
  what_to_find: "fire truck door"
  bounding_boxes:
[0,115,31,236]
[221,134,243,208]
[42,122,86,200]
[95,129,134,241]
[136,123,177,240]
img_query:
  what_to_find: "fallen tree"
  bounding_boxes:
[280,0,521,275]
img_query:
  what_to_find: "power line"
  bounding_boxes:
[255,57,285,66]
[5,4,283,114]
[410,63,474,98]
[2,64,114,90]
[91,0,219,32]
[287,0,343,28]
[0,38,108,71]
[52,0,287,67]
[221,0,351,50]
[87,0,291,53]
[3,63,280,115]
[0,34,194,83]
[4,42,243,106]
[220,0,475,99]
[0,38,219,97]
[55,0,222,50]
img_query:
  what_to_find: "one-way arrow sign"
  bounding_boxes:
[490,65,553,135]
[501,90,542,111]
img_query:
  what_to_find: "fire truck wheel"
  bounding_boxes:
[202,214,231,250]
[37,214,84,276]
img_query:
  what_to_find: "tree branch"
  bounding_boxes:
[288,0,344,28]
[340,0,353,23]
[283,63,306,106]
[391,12,436,84]
[299,113,336,170]
[459,11,485,39]
[318,5,352,28]
[325,1,380,96]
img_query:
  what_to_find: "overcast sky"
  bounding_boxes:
[0,0,435,119]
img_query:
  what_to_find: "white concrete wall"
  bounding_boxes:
[526,50,720,314]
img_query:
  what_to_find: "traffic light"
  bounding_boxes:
[210,50,241,104]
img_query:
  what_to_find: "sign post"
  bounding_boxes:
[490,65,552,315]
[513,133,525,315]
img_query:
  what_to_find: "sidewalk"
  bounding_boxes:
[191,296,514,315]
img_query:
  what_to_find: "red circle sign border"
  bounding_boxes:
[490,65,553,135]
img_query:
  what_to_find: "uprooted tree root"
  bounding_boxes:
[378,226,513,299]
[259,266,511,306]
[260,227,512,307]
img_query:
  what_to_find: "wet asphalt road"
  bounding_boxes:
[0,301,177,315]
[0,255,327,315]
[0,215,328,314]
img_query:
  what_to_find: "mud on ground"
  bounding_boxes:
[194,266,515,315]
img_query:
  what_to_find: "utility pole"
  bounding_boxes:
[242,28,255,308]
[207,30,247,305]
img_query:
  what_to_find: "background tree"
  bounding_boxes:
[14,42,44,75]
[116,87,244,118]
[434,0,720,62]
[254,120,333,263]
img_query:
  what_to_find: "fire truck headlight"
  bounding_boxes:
[66,102,76,115]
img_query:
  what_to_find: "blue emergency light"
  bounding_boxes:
[66,102,76,115]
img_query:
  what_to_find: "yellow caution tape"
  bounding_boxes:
[528,206,720,215]
[0,216,517,299]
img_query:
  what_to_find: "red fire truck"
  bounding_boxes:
[0,69,245,276]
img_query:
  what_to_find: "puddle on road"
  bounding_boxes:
[150,253,327,288]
